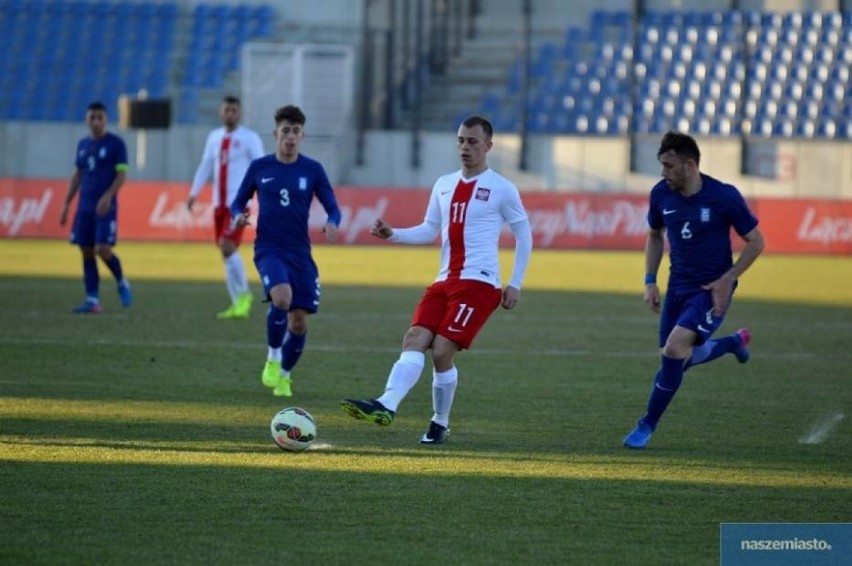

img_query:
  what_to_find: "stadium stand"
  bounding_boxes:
[0,1,275,123]
[476,9,852,139]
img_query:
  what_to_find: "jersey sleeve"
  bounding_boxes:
[499,181,528,224]
[74,140,85,169]
[313,163,342,226]
[229,160,257,214]
[647,188,664,230]
[725,185,759,236]
[189,133,215,198]
[114,136,129,172]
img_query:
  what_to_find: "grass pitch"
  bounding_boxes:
[0,240,850,565]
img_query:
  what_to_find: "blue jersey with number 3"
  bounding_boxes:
[648,174,758,290]
[230,154,341,257]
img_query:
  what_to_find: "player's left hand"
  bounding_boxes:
[323,222,338,243]
[232,212,250,229]
[702,275,734,316]
[502,286,520,310]
[95,195,111,216]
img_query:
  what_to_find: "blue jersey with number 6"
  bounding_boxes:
[230,154,341,257]
[648,174,758,291]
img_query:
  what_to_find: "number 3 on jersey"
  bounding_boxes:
[279,188,290,207]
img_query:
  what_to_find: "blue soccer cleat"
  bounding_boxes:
[623,421,654,449]
[72,300,102,314]
[118,282,132,308]
[734,327,751,363]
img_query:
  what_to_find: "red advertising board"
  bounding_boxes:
[0,178,849,254]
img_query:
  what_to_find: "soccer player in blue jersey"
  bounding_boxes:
[59,102,132,314]
[230,105,341,397]
[623,131,765,449]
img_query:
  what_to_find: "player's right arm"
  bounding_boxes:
[187,133,216,211]
[59,167,82,226]
[644,227,664,313]
[229,161,258,227]
[376,183,441,244]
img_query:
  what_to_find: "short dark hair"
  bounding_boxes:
[223,95,241,106]
[87,101,107,113]
[274,105,306,126]
[657,130,700,165]
[461,115,493,139]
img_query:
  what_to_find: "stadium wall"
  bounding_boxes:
[1,124,850,199]
[1,178,849,254]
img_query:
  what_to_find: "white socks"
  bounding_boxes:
[224,253,249,303]
[431,366,458,427]
[377,351,425,412]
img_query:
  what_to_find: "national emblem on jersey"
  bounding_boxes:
[700,207,711,222]
[299,177,307,190]
[475,187,491,201]
[99,147,106,158]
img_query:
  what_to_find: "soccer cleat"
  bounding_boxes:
[117,282,132,308]
[623,421,654,449]
[233,292,253,318]
[339,398,395,426]
[72,300,102,314]
[273,371,293,397]
[420,421,450,445]
[734,327,751,363]
[261,361,281,388]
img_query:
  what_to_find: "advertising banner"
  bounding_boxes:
[1,178,849,254]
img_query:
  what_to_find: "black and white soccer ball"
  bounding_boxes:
[270,407,316,452]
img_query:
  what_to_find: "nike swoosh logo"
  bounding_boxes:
[273,319,287,325]
[448,326,463,333]
[697,324,710,333]
[261,177,274,183]
[662,209,676,215]
[441,190,452,195]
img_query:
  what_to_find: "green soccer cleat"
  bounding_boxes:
[261,361,281,388]
[233,292,253,319]
[340,398,395,426]
[217,304,238,320]
[273,372,293,397]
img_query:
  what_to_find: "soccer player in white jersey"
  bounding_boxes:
[187,96,265,319]
[341,115,533,444]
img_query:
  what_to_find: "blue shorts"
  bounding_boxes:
[254,248,321,313]
[659,284,737,347]
[70,209,118,247]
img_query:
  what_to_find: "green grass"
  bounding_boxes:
[0,242,850,565]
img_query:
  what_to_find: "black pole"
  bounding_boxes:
[628,0,644,172]
[412,0,424,168]
[453,0,462,57]
[383,0,396,127]
[401,0,411,110]
[518,0,531,170]
[356,0,372,165]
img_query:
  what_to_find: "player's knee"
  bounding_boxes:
[288,315,308,335]
[95,245,113,260]
[270,296,290,310]
[402,326,432,351]
[661,341,691,359]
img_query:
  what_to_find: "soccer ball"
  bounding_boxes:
[270,407,317,452]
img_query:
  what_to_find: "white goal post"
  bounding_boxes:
[241,43,356,182]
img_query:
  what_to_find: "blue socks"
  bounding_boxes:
[684,335,739,370]
[642,355,685,430]
[83,257,99,299]
[266,306,288,349]
[282,330,307,372]
[103,254,124,283]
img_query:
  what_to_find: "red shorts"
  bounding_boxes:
[411,279,502,350]
[213,206,246,245]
